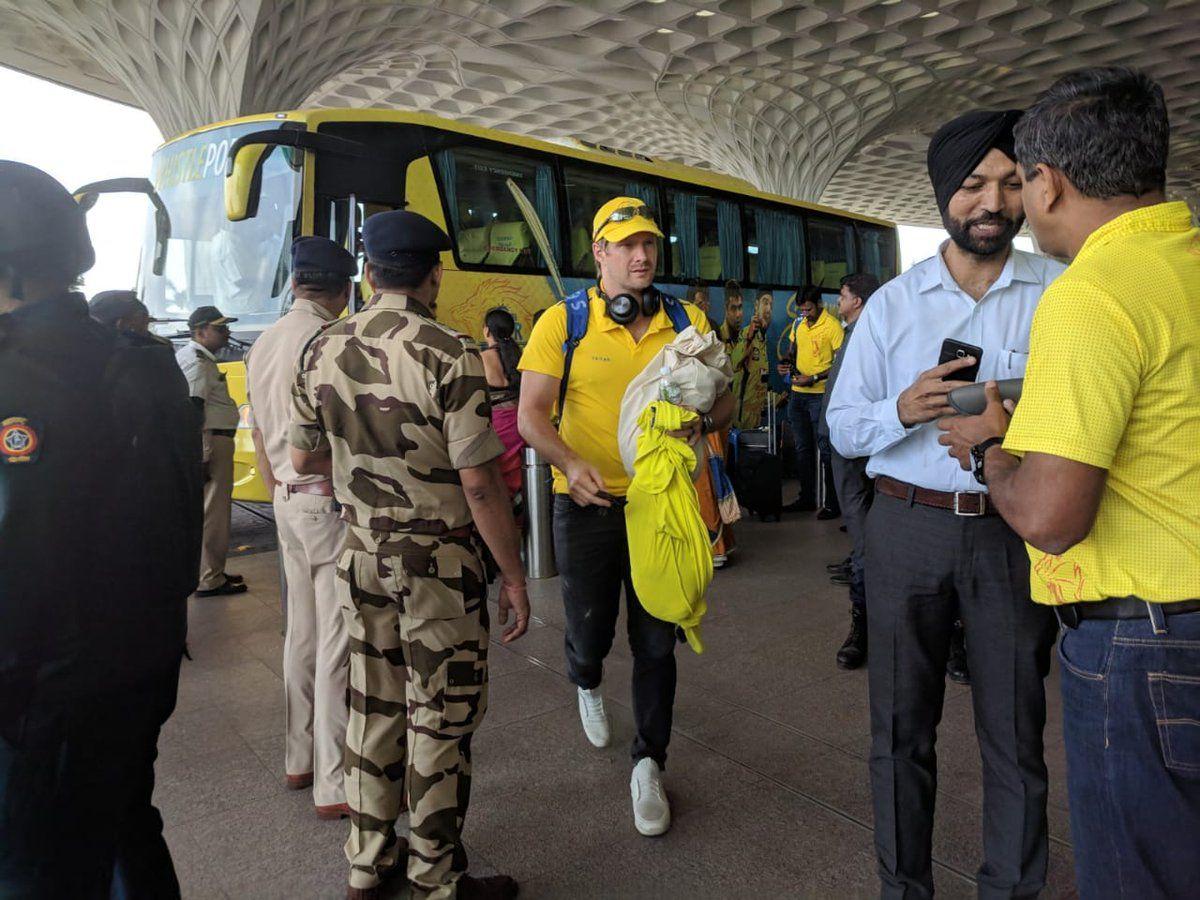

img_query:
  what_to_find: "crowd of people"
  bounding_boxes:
[1,63,1197,900]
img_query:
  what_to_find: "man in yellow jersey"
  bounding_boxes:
[939,67,1200,898]
[519,198,734,837]
[778,286,843,515]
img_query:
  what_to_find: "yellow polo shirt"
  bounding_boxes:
[1004,202,1200,605]
[790,309,844,393]
[519,289,710,496]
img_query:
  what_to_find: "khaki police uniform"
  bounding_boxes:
[246,297,348,807]
[176,338,240,591]
[290,290,503,897]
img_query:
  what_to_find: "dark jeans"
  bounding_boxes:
[552,495,677,768]
[787,391,836,510]
[864,494,1057,899]
[1058,606,1200,899]
[0,662,182,899]
[831,452,872,612]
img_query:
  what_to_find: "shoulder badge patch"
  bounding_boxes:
[0,417,40,464]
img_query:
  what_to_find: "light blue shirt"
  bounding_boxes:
[827,246,1067,493]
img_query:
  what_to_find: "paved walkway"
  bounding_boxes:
[159,513,1077,898]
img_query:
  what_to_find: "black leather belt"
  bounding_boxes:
[1056,596,1200,628]
[208,428,237,438]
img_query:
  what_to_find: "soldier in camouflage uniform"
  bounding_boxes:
[288,211,530,900]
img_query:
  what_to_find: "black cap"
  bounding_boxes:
[362,210,451,265]
[188,305,238,328]
[291,236,357,278]
[89,290,152,326]
[0,160,95,277]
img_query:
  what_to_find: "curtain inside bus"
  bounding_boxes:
[717,200,743,281]
[670,191,699,279]
[435,150,458,234]
[534,166,561,266]
[754,207,804,285]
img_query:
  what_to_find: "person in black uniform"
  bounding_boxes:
[0,160,203,898]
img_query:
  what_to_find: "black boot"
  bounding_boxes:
[946,620,971,685]
[836,607,867,670]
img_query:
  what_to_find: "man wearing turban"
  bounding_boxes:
[826,110,1067,899]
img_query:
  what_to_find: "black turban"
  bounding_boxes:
[927,109,1023,214]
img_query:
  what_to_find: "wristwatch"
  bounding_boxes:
[970,436,1005,485]
[701,413,715,435]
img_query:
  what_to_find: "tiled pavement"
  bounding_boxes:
[160,512,1077,899]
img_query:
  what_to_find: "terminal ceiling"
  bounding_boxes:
[1,0,1198,227]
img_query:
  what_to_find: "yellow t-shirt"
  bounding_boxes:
[1004,202,1200,605]
[518,288,710,496]
[790,309,844,394]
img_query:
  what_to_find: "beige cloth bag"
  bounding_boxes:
[618,327,733,478]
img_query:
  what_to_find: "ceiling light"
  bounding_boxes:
[920,10,939,17]
[657,27,674,33]
[697,9,715,15]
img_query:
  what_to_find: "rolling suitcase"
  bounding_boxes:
[732,392,782,522]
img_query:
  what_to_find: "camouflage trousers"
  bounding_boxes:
[338,534,490,898]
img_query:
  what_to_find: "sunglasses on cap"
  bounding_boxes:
[593,204,657,240]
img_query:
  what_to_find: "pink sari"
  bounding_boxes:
[491,404,525,498]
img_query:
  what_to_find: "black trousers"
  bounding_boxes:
[864,494,1056,900]
[553,495,677,768]
[831,452,873,612]
[0,660,183,900]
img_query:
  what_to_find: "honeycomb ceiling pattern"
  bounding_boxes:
[2,0,1198,226]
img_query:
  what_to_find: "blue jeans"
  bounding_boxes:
[787,392,831,508]
[1058,606,1200,899]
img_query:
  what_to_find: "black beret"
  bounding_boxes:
[291,236,356,278]
[89,290,144,325]
[927,109,1023,214]
[0,160,95,276]
[362,210,451,265]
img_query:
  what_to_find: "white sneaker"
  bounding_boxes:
[630,758,671,836]
[577,687,610,748]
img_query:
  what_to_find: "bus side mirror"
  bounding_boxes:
[73,177,171,276]
[224,141,271,223]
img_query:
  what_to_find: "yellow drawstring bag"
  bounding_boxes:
[625,401,713,653]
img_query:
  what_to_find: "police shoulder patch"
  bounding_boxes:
[0,417,40,464]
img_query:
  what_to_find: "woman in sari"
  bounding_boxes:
[479,308,525,503]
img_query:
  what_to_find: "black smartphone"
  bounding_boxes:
[938,338,983,382]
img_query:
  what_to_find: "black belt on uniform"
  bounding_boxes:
[1056,596,1200,628]
[208,428,237,438]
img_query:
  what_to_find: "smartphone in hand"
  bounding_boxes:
[938,339,983,383]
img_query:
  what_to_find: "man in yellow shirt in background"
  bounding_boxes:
[519,198,734,838]
[940,67,1200,898]
[778,287,844,515]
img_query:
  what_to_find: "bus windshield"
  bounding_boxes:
[139,121,302,333]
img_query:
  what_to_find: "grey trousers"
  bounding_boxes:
[864,493,1056,900]
[830,452,872,611]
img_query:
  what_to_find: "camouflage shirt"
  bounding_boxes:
[288,291,503,552]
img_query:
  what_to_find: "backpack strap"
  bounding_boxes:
[557,287,591,428]
[659,290,692,333]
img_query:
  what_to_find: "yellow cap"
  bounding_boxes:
[592,196,665,243]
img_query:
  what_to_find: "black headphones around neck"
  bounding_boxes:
[597,283,661,325]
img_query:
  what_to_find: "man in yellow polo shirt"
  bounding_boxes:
[518,198,733,838]
[939,67,1200,898]
[778,287,844,514]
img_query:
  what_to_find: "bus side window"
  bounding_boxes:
[808,215,857,289]
[858,224,898,282]
[433,147,560,270]
[561,164,662,278]
[669,191,744,283]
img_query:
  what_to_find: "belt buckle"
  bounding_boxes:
[953,492,985,517]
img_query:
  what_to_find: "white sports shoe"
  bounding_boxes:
[630,758,671,836]
[577,687,610,748]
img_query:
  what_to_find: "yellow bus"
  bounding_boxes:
[136,109,898,501]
